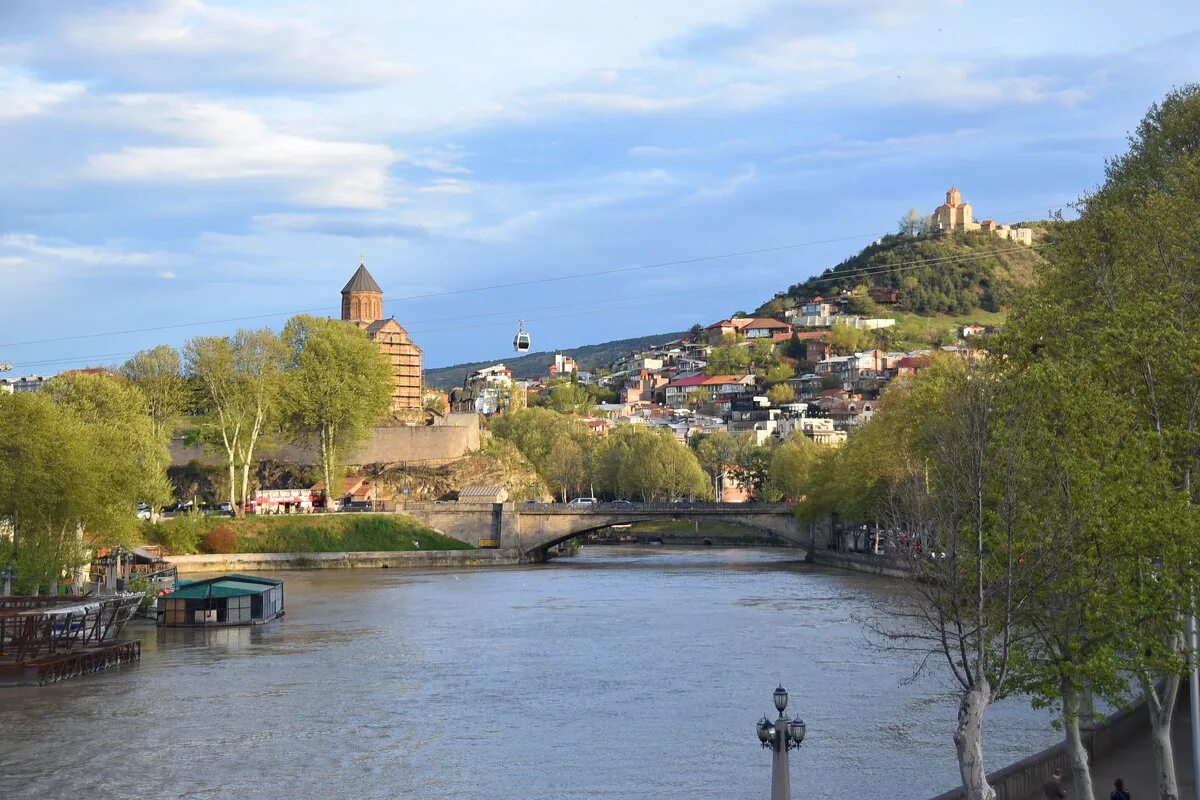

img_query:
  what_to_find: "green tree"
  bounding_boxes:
[46,371,172,517]
[706,334,752,375]
[0,392,149,593]
[492,407,579,470]
[692,430,738,499]
[828,322,872,355]
[542,437,587,502]
[728,433,775,500]
[766,383,795,405]
[766,434,817,501]
[184,330,285,514]
[749,338,777,370]
[867,360,1042,800]
[763,363,795,386]
[898,207,933,237]
[544,380,595,414]
[1001,366,1191,800]
[997,85,1200,800]
[592,426,707,501]
[278,315,393,507]
[120,346,187,518]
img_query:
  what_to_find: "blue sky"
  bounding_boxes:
[1,0,1197,373]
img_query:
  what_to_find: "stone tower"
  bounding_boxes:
[933,186,979,232]
[341,262,384,322]
[339,262,424,416]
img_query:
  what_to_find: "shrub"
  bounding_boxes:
[146,516,210,555]
[200,526,238,554]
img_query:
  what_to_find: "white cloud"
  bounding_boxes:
[20,0,415,92]
[0,233,162,266]
[630,145,695,158]
[878,64,1090,110]
[545,91,701,114]
[419,179,478,194]
[688,165,757,203]
[86,95,399,208]
[0,68,84,122]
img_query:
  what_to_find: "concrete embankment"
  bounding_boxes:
[808,549,916,579]
[166,549,525,573]
[927,688,1192,800]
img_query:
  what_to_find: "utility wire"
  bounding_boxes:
[1,242,1050,370]
[0,203,1061,354]
[0,232,877,349]
[2,285,748,371]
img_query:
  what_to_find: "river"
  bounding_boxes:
[0,547,1059,799]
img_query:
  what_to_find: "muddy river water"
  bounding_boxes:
[0,547,1057,799]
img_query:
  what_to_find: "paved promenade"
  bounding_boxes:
[1047,711,1196,800]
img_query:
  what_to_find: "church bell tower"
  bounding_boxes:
[340,262,384,323]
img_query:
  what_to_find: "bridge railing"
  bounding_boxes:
[515,501,794,513]
[395,501,794,514]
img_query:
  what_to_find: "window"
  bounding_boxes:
[164,598,188,625]
[226,595,251,624]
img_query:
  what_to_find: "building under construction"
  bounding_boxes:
[340,262,424,417]
[0,593,143,686]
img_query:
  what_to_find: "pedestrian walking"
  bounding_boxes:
[1043,768,1067,799]
[1111,778,1131,800]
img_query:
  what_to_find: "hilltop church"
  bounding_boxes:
[340,262,423,416]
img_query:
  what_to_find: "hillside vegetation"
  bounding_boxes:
[764,229,1051,316]
[425,330,688,388]
[144,513,469,554]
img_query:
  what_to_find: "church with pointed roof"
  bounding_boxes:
[341,262,423,415]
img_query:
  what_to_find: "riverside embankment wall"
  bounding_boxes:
[166,548,523,573]
[170,414,481,467]
[927,695,1156,800]
[809,549,917,579]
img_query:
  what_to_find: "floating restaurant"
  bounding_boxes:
[0,593,143,686]
[157,574,284,627]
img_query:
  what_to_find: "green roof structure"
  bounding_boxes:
[158,574,285,627]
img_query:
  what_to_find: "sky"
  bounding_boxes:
[1,0,1197,374]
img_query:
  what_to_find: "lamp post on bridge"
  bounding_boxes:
[755,684,807,800]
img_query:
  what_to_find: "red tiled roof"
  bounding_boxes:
[740,318,791,330]
[666,373,711,389]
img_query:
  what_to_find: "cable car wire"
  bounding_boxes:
[0,201,1060,352]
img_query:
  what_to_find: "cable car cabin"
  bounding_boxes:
[157,574,284,627]
[513,322,531,352]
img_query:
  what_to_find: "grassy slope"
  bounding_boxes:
[424,331,688,389]
[146,513,472,554]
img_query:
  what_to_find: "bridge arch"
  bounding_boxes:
[513,505,809,558]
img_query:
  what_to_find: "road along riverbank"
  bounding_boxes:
[166,548,525,572]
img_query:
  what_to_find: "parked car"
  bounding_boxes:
[219,502,234,514]
[566,497,598,507]
[523,500,549,508]
[609,499,634,508]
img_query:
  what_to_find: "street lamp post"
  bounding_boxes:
[755,685,807,800]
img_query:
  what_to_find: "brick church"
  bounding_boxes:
[340,262,423,415]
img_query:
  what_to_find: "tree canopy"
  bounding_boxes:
[278,315,394,504]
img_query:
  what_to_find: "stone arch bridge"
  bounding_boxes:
[399,502,817,560]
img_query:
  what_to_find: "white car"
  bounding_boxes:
[566,497,598,507]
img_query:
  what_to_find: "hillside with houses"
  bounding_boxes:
[438,188,1041,502]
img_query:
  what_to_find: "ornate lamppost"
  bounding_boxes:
[755,684,806,800]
